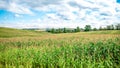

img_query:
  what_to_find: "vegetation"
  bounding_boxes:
[84,25,91,31]
[115,24,120,30]
[99,24,120,30]
[46,24,120,33]
[0,27,49,38]
[0,27,120,68]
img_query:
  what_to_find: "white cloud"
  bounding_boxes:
[0,0,7,9]
[8,2,34,15]
[14,14,22,18]
[0,0,120,28]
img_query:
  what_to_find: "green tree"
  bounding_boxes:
[93,28,97,31]
[84,25,91,31]
[76,26,80,32]
[51,28,55,33]
[106,25,111,30]
[115,24,120,30]
[106,25,114,30]
[74,29,77,32]
[99,26,103,30]
[111,25,114,30]
[63,28,67,33]
[58,28,61,33]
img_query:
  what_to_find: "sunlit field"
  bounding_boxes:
[0,27,120,68]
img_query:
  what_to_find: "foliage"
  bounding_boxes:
[115,24,120,30]
[76,26,80,32]
[93,28,97,31]
[84,25,91,31]
[46,27,81,33]
[99,24,120,30]
[46,24,120,33]
[106,25,114,30]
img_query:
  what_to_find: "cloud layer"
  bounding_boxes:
[0,0,120,28]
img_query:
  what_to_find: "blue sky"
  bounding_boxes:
[0,0,120,28]
[117,0,120,3]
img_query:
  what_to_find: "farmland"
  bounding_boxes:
[0,27,120,68]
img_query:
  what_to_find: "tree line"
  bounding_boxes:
[46,24,120,33]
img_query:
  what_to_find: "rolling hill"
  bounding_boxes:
[0,27,120,38]
[0,27,49,38]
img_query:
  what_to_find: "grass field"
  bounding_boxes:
[0,27,120,68]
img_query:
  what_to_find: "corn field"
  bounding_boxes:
[0,29,120,68]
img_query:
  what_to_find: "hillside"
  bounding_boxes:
[0,27,120,38]
[76,30,120,34]
[0,27,120,68]
[0,27,49,38]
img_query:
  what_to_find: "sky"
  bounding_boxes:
[0,0,120,28]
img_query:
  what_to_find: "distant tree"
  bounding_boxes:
[103,27,107,30]
[84,25,91,31]
[76,26,80,32]
[93,28,97,31]
[74,29,77,32]
[106,25,114,30]
[58,28,62,33]
[99,26,107,30]
[51,28,55,33]
[71,29,74,33]
[67,29,71,33]
[106,25,111,30]
[63,28,67,33]
[55,29,58,33]
[99,26,103,30]
[80,28,84,32]
[111,25,114,30]
[46,28,51,32]
[115,24,120,30]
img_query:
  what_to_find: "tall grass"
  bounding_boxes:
[0,37,120,68]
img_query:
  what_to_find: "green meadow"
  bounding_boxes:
[0,27,120,68]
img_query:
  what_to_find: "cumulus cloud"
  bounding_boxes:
[8,2,33,14]
[14,14,21,18]
[0,0,120,28]
[0,0,7,9]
